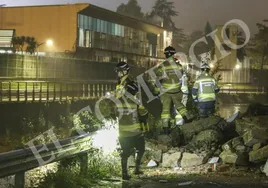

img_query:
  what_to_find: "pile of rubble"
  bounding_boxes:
[133,106,268,176]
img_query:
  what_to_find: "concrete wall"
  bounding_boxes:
[0,4,88,52]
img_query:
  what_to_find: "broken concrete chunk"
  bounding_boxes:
[235,118,255,135]
[157,135,172,146]
[232,137,244,148]
[162,152,181,168]
[235,145,247,153]
[263,159,268,176]
[249,145,268,163]
[222,139,233,151]
[253,142,262,151]
[180,153,206,168]
[219,150,248,166]
[243,129,268,147]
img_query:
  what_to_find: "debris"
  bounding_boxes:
[208,157,219,164]
[243,128,268,147]
[253,142,262,151]
[162,152,181,168]
[181,153,206,168]
[263,160,268,176]
[157,135,172,146]
[159,180,168,183]
[249,145,268,163]
[147,160,157,167]
[219,150,248,165]
[178,181,193,186]
[226,111,239,123]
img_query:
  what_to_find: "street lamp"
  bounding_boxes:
[37,39,54,55]
[235,64,240,70]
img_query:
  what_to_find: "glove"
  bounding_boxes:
[193,98,198,103]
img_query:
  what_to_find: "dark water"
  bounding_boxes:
[218,104,249,119]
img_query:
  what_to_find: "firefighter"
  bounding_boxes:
[155,46,194,134]
[192,62,220,118]
[114,61,148,180]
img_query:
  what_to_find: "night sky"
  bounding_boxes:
[1,0,267,34]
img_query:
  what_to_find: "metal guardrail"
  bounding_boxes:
[0,80,117,102]
[0,133,92,188]
[219,87,268,94]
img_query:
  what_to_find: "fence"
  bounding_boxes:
[0,54,145,81]
[0,80,116,102]
[0,133,92,188]
[219,85,268,94]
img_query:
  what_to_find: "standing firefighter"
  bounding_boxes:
[114,62,148,180]
[192,62,220,118]
[155,46,193,134]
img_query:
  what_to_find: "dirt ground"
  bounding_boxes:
[96,167,268,188]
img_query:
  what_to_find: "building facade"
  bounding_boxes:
[0,4,172,68]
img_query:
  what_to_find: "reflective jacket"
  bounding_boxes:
[192,73,219,102]
[156,57,184,93]
[115,75,148,137]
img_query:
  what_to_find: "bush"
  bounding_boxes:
[37,148,121,188]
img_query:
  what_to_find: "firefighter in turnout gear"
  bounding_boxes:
[155,46,193,134]
[114,62,148,180]
[192,62,220,118]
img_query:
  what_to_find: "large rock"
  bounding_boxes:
[180,153,207,168]
[263,159,268,176]
[145,140,168,153]
[170,127,182,147]
[236,116,268,136]
[180,116,225,143]
[162,152,181,168]
[157,135,172,146]
[249,145,268,163]
[219,150,249,166]
[243,128,268,147]
[192,129,223,145]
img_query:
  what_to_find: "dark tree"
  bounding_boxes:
[150,0,178,29]
[116,0,144,19]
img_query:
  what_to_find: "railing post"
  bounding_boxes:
[88,84,90,98]
[17,82,20,102]
[25,82,28,102]
[47,82,49,101]
[15,171,25,188]
[53,83,56,101]
[66,84,69,100]
[0,82,2,102]
[32,82,35,101]
[60,83,62,101]
[97,84,100,98]
[82,83,85,98]
[92,84,95,99]
[8,82,11,102]
[79,152,88,175]
[40,82,42,101]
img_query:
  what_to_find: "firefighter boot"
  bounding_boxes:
[134,153,144,175]
[121,157,131,180]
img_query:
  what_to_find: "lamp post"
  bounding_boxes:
[36,39,53,79]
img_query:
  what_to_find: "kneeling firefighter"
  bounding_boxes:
[192,62,220,118]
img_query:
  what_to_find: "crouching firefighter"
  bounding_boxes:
[114,62,148,180]
[192,62,220,118]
